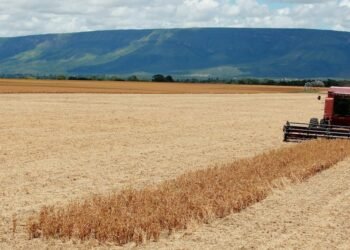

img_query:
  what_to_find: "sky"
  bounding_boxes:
[0,0,350,37]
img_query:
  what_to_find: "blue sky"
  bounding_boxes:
[0,0,349,37]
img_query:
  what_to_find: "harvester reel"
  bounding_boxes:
[283,121,350,142]
[308,118,319,128]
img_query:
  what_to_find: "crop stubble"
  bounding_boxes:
[0,93,337,249]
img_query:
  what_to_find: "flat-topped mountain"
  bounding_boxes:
[1,28,350,78]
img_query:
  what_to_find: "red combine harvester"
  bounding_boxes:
[283,87,350,141]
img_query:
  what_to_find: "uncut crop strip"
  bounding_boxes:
[27,140,350,245]
[0,79,305,94]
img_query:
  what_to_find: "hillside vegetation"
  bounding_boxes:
[1,28,350,78]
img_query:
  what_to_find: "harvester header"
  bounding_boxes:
[283,87,350,141]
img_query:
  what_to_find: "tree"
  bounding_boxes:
[127,75,139,82]
[152,74,166,82]
[152,74,175,82]
[56,75,67,80]
[164,75,174,82]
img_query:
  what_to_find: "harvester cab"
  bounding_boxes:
[283,87,350,141]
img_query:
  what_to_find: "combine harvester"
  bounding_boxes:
[283,87,350,141]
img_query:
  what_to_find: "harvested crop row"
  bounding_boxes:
[27,140,350,246]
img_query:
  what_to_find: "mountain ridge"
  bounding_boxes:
[1,28,350,78]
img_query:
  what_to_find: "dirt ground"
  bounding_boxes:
[1,93,348,249]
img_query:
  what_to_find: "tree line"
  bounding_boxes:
[0,73,349,87]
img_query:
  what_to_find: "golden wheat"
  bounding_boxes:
[0,78,304,94]
[27,139,350,245]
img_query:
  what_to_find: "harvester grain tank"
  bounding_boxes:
[283,87,350,141]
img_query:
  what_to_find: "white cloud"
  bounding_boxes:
[340,0,350,7]
[0,0,349,37]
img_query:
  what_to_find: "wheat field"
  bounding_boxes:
[0,78,305,94]
[27,140,350,245]
[1,93,349,249]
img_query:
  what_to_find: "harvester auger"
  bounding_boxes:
[283,87,350,142]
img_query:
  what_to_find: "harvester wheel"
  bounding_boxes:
[309,118,319,128]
